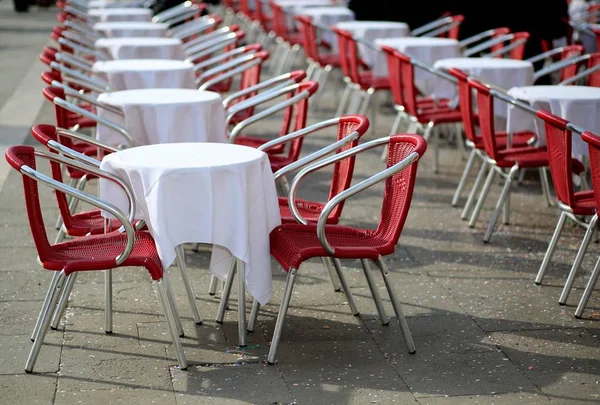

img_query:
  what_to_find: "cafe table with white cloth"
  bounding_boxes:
[433,58,534,117]
[95,37,185,60]
[336,21,410,70]
[93,59,197,91]
[98,143,282,305]
[88,0,146,8]
[296,6,354,52]
[96,89,227,146]
[88,8,152,23]
[93,22,169,38]
[373,37,462,94]
[506,85,600,158]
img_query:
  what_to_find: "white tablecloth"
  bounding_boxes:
[88,0,145,8]
[373,37,461,94]
[335,21,410,71]
[297,6,354,51]
[88,8,152,23]
[96,89,227,146]
[93,22,169,38]
[93,59,196,91]
[95,37,185,60]
[507,85,600,158]
[433,57,534,117]
[99,143,281,304]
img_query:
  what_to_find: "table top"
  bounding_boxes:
[93,59,194,73]
[434,57,533,69]
[337,20,409,30]
[276,0,336,7]
[98,88,222,106]
[96,37,182,47]
[88,7,152,15]
[297,6,353,15]
[93,21,168,30]
[375,37,459,47]
[509,85,600,100]
[103,143,265,170]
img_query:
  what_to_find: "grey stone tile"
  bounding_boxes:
[0,334,62,375]
[55,389,177,405]
[0,374,57,404]
[0,269,53,301]
[0,300,50,336]
[416,393,552,404]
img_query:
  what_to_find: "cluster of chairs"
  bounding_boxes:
[10,0,430,374]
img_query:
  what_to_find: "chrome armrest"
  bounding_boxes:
[64,20,99,40]
[534,54,590,82]
[259,117,341,155]
[171,16,216,39]
[58,37,106,60]
[64,5,91,22]
[197,55,261,88]
[559,63,600,85]
[50,61,110,92]
[226,82,301,125]
[411,16,452,37]
[525,47,564,64]
[459,29,495,48]
[59,84,124,116]
[193,45,255,72]
[62,29,96,49]
[55,52,94,73]
[418,20,461,38]
[162,8,202,28]
[223,72,299,108]
[484,38,528,59]
[153,1,194,22]
[183,26,233,49]
[187,37,238,65]
[463,34,511,57]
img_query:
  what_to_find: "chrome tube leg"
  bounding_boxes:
[574,254,600,318]
[331,258,359,316]
[358,88,374,116]
[50,272,78,330]
[454,123,466,158]
[335,81,352,117]
[540,167,554,207]
[25,271,66,373]
[283,44,300,73]
[247,299,260,333]
[54,226,67,244]
[322,257,341,292]
[534,211,568,285]
[175,245,202,325]
[483,167,517,243]
[313,66,331,107]
[502,187,510,225]
[236,259,247,347]
[216,258,237,324]
[164,274,184,337]
[374,258,415,354]
[104,269,113,333]
[55,178,77,230]
[267,268,297,365]
[31,272,62,342]
[380,110,404,161]
[468,167,496,228]
[347,87,363,115]
[275,43,291,75]
[306,61,317,81]
[208,275,219,295]
[462,160,488,220]
[360,259,389,325]
[156,279,188,370]
[422,123,437,173]
[559,215,598,305]
[452,148,477,207]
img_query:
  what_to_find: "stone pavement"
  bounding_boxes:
[0,3,599,404]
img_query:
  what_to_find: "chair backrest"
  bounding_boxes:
[586,53,600,86]
[445,15,464,40]
[269,1,289,39]
[395,51,420,117]
[239,0,253,19]
[448,67,479,144]
[254,0,271,29]
[468,77,501,160]
[332,27,352,79]
[506,32,530,60]
[375,135,427,246]
[537,110,577,207]
[201,50,269,93]
[560,44,586,82]
[489,28,511,54]
[344,30,367,85]
[581,130,600,209]
[296,15,318,62]
[381,45,404,107]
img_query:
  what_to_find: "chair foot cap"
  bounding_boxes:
[105,331,112,334]
[558,302,566,307]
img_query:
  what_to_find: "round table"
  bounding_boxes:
[88,0,145,8]
[93,59,197,91]
[95,37,185,60]
[433,57,534,117]
[297,6,354,51]
[374,37,462,94]
[93,22,169,38]
[99,143,281,305]
[88,8,152,23]
[507,85,600,158]
[336,21,410,70]
[96,89,227,146]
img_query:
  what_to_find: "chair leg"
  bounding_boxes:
[55,178,77,230]
[164,275,184,337]
[559,214,598,305]
[335,80,353,117]
[50,272,78,330]
[358,87,374,117]
[175,245,203,324]
[247,299,260,333]
[156,278,188,370]
[54,226,67,244]
[502,186,511,225]
[422,122,437,173]
[216,258,237,324]
[534,211,568,285]
[380,110,405,161]
[360,259,389,325]
[462,160,488,220]
[105,269,113,333]
[347,86,363,115]
[574,254,600,318]
[540,167,554,207]
[331,258,359,316]
[374,258,415,354]
[25,271,66,373]
[31,271,63,342]
[454,123,467,159]
[267,268,297,365]
[236,259,247,347]
[322,257,341,292]
[282,44,300,73]
[483,166,518,243]
[312,65,331,110]
[468,167,496,228]
[452,148,477,207]
[208,275,219,295]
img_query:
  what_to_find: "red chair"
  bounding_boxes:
[262,134,427,364]
[574,130,600,317]
[5,145,187,372]
[533,111,595,306]
[466,78,585,242]
[268,0,302,74]
[395,50,462,173]
[447,68,535,211]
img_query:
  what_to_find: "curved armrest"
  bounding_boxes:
[223,71,303,108]
[64,20,99,40]
[55,51,94,70]
[57,37,106,60]
[62,29,96,49]
[459,29,496,48]
[411,16,452,36]
[184,31,238,57]
[198,56,261,89]
[53,127,120,164]
[49,61,111,93]
[170,16,216,39]
[22,160,135,265]
[559,63,600,85]
[419,20,461,38]
[463,34,511,57]
[533,54,590,82]
[59,84,124,116]
[183,26,234,50]
[63,5,90,21]
[193,45,256,72]
[153,1,194,22]
[526,47,564,64]
[187,37,238,66]
[484,37,528,58]
[315,140,420,255]
[162,8,202,28]
[53,97,133,145]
